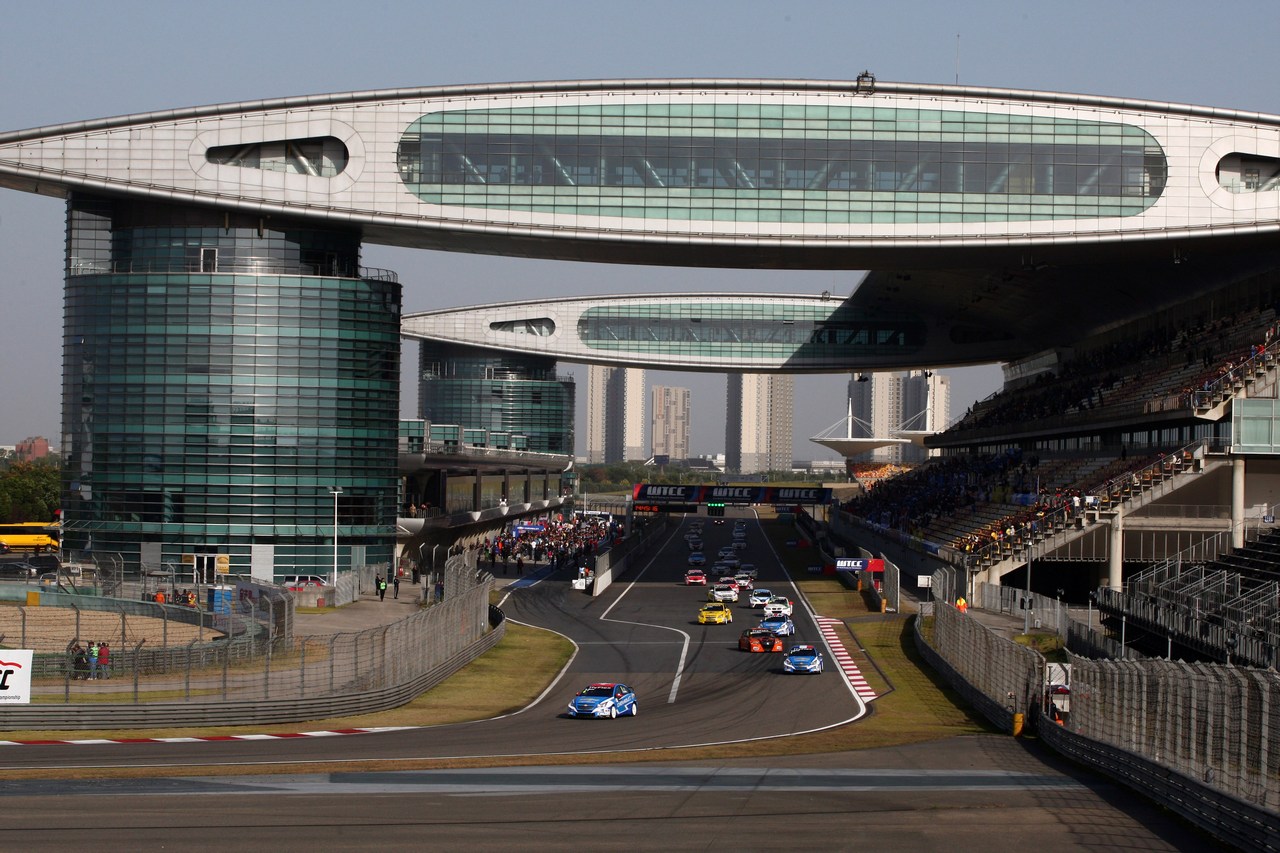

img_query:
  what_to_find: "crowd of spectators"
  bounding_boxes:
[954,310,1279,433]
[474,513,622,576]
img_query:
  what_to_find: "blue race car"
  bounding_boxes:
[567,682,638,718]
[759,615,796,636]
[783,645,825,674]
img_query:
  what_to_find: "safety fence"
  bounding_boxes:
[1,552,498,729]
[917,590,1280,850]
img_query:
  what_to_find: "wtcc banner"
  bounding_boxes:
[0,650,34,704]
[632,484,832,504]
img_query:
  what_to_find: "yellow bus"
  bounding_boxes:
[0,522,59,552]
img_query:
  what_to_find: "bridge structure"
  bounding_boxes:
[2,76,1278,579]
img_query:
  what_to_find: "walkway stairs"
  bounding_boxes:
[1193,349,1279,421]
[974,451,1231,583]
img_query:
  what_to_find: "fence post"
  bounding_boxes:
[20,605,26,647]
[329,634,337,694]
[120,610,126,648]
[132,639,146,703]
[73,604,81,644]
[263,629,272,701]
[184,637,199,701]
[63,638,74,702]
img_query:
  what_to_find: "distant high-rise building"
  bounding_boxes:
[726,374,794,474]
[651,385,690,461]
[848,370,949,463]
[585,365,646,463]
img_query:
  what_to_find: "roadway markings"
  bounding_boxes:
[0,727,415,747]
[815,617,877,702]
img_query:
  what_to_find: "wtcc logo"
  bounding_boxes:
[0,651,34,704]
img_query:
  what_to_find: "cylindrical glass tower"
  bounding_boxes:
[60,195,401,579]
[418,343,574,454]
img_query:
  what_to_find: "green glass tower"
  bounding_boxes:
[60,196,401,578]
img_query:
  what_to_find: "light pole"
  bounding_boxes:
[328,486,342,588]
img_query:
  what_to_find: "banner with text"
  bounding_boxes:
[632,484,832,505]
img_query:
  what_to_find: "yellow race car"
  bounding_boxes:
[697,602,734,624]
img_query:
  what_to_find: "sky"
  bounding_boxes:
[1,1,1276,461]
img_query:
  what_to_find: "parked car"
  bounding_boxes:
[0,562,38,580]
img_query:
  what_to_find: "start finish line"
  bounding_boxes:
[631,484,832,505]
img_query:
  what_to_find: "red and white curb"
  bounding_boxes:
[0,726,414,746]
[816,617,877,702]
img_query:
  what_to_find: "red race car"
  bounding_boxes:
[738,628,785,653]
[684,569,707,585]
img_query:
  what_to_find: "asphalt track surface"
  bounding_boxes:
[0,513,1228,851]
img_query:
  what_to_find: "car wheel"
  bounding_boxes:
[631,701,638,717]
[609,705,617,719]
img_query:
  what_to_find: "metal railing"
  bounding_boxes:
[4,552,497,728]
[918,597,1280,846]
[69,258,399,283]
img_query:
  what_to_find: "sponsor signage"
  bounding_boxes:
[836,557,885,573]
[633,503,697,514]
[632,484,832,505]
[0,650,34,704]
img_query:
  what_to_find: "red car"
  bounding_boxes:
[684,569,707,585]
[738,628,785,653]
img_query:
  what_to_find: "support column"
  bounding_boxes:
[1232,456,1246,549]
[473,469,483,512]
[1108,511,1124,591]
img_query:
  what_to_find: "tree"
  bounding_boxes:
[0,459,61,522]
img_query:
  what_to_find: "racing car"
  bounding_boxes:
[684,568,707,585]
[707,583,739,603]
[762,596,794,617]
[739,628,785,653]
[687,552,706,566]
[783,645,825,674]
[748,588,773,608]
[567,682,638,717]
[759,614,795,636]
[698,602,734,624]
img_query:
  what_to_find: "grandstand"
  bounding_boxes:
[831,272,1280,666]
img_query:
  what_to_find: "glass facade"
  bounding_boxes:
[61,196,401,577]
[418,343,574,454]
[576,300,939,360]
[398,103,1165,223]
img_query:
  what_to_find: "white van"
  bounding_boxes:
[281,574,327,587]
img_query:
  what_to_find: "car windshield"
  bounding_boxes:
[580,686,613,697]
[791,648,815,658]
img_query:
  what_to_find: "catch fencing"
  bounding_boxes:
[1,551,499,729]
[918,575,1280,849]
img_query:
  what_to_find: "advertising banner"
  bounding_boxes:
[632,484,832,504]
[0,650,35,704]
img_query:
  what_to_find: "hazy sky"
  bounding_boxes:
[2,1,1276,460]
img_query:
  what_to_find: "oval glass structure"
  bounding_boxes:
[397,103,1166,224]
